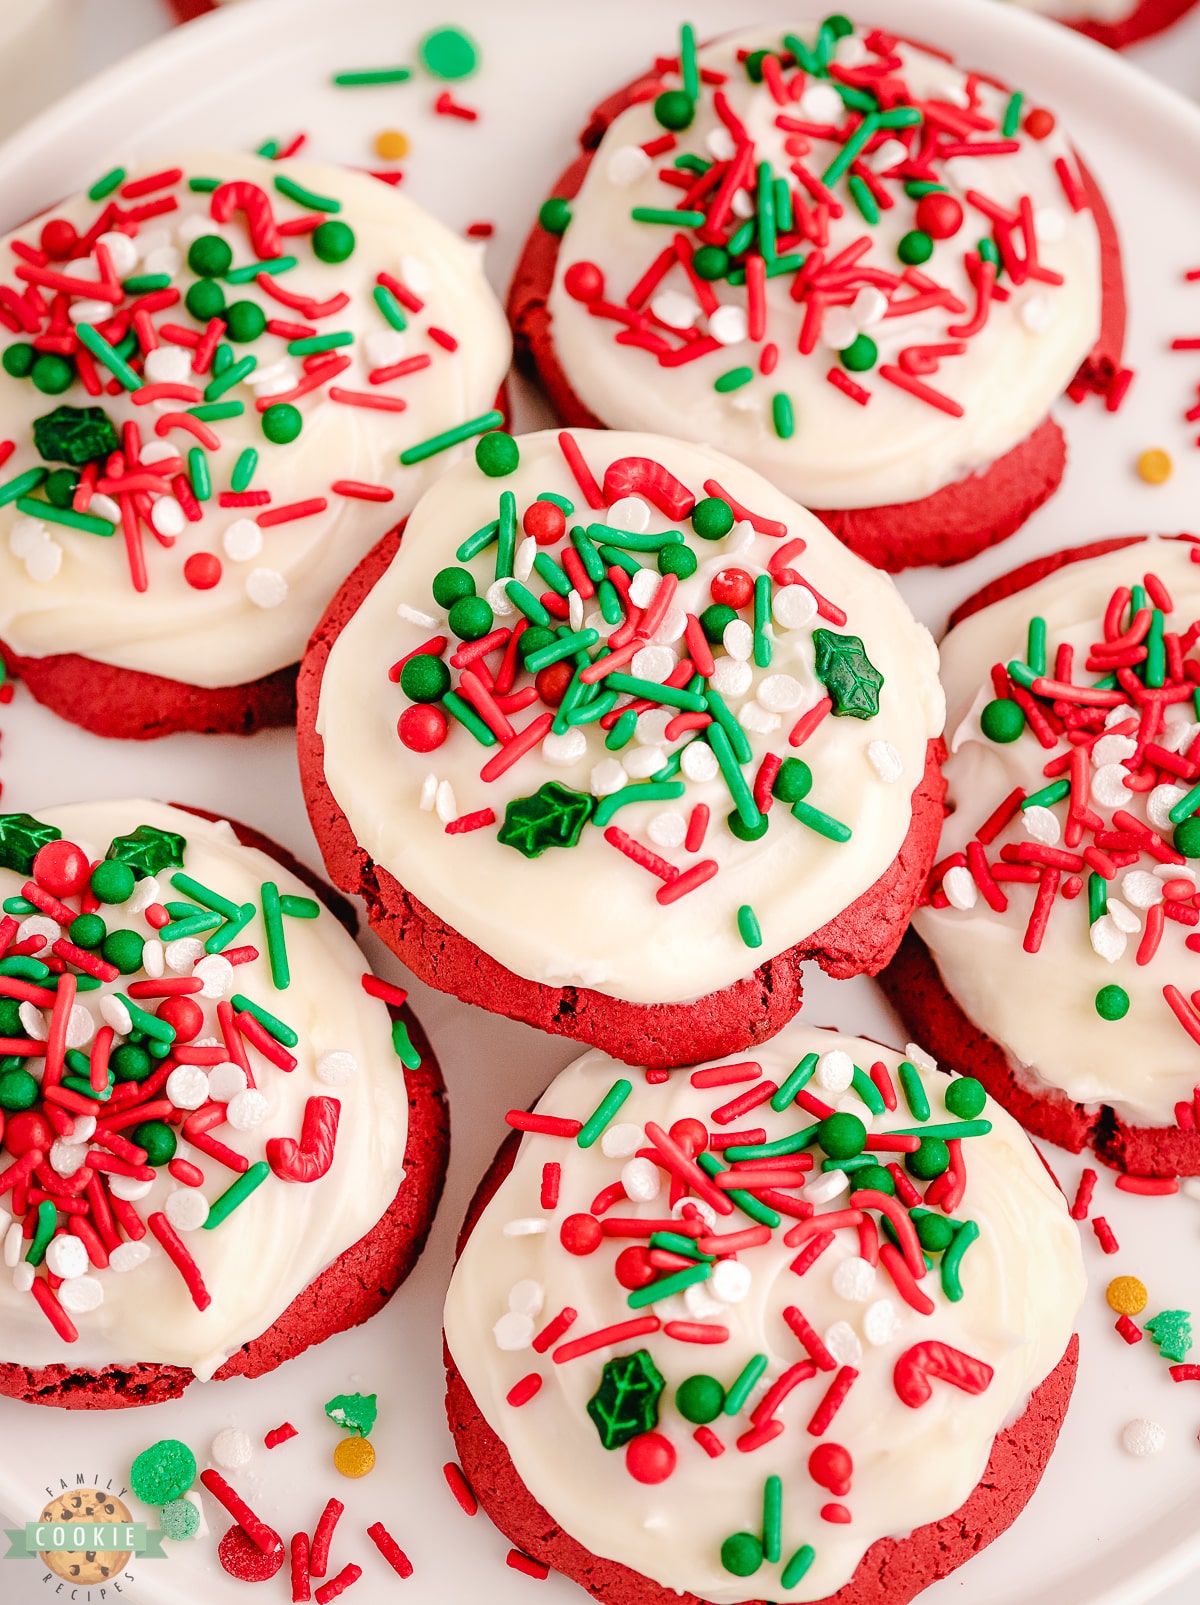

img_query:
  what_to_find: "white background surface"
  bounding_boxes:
[1,1,1200,1602]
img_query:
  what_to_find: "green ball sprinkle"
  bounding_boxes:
[692,245,730,281]
[186,234,233,278]
[980,698,1025,743]
[130,1438,196,1506]
[773,758,813,804]
[691,496,735,541]
[185,278,225,322]
[907,1136,951,1180]
[840,334,878,372]
[31,353,73,395]
[448,594,494,641]
[721,1533,763,1578]
[519,626,557,659]
[1095,984,1131,1021]
[102,929,145,975]
[851,1164,895,1196]
[68,913,107,950]
[944,1076,987,1118]
[475,430,520,477]
[262,402,302,444]
[159,1498,200,1542]
[0,1068,39,1111]
[818,1112,867,1161]
[2,342,35,378]
[727,809,769,842]
[897,229,934,266]
[112,1044,152,1083]
[538,197,572,236]
[90,859,135,905]
[431,565,477,608]
[657,543,698,580]
[825,13,855,36]
[654,89,695,131]
[399,653,451,703]
[675,1373,726,1424]
[133,1120,177,1167]
[0,998,21,1036]
[743,49,770,83]
[43,467,78,508]
[1174,816,1200,858]
[312,220,356,264]
[699,603,737,642]
[418,24,479,79]
[224,300,267,343]
[915,1212,955,1252]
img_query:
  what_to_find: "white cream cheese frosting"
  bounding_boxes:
[914,538,1200,1127]
[544,21,1102,511]
[0,153,510,687]
[444,1024,1084,1603]
[0,801,410,1380]
[315,428,944,1006]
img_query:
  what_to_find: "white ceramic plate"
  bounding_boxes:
[2,1,1200,1601]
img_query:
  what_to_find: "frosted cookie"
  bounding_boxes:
[0,800,448,1406]
[884,535,1200,1176]
[0,153,509,738]
[444,1022,1083,1605]
[299,428,945,1068]
[509,18,1126,571]
[1006,0,1198,48]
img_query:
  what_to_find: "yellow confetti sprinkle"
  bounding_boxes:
[1107,1275,1148,1316]
[1137,449,1172,485]
[374,130,409,161]
[333,1435,376,1478]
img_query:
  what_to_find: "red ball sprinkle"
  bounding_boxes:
[523,499,568,546]
[809,1441,853,1496]
[614,1245,657,1289]
[563,261,605,303]
[559,1212,603,1256]
[709,568,754,609]
[1024,107,1056,140]
[33,840,90,898]
[668,1117,707,1157]
[183,551,222,590]
[625,1431,677,1484]
[155,995,204,1043]
[40,217,78,259]
[914,192,963,240]
[3,1111,51,1155]
[218,1523,286,1582]
[535,661,574,707]
[397,704,448,753]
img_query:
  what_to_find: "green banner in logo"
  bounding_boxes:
[4,1522,166,1559]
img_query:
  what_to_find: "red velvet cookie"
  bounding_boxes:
[0,800,448,1407]
[881,534,1200,1176]
[509,19,1126,573]
[299,428,946,1068]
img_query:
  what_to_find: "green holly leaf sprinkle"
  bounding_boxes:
[1145,1309,1193,1364]
[324,1391,377,1438]
[0,813,62,875]
[586,1349,665,1449]
[33,404,120,467]
[813,629,884,719]
[497,782,595,858]
[105,825,187,878]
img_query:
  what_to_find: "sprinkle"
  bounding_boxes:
[366,1522,413,1579]
[577,1080,633,1147]
[552,1315,661,1362]
[737,905,763,949]
[264,1422,298,1449]
[1093,1216,1120,1254]
[333,67,413,85]
[442,1462,477,1516]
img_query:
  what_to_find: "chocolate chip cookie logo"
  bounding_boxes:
[4,1476,166,1596]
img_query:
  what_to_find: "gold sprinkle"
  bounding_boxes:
[1137,449,1172,485]
[1106,1275,1148,1316]
[333,1435,376,1478]
[374,130,409,161]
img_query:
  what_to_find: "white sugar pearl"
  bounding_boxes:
[800,83,843,122]
[607,144,653,185]
[590,759,628,797]
[816,1050,854,1093]
[757,675,804,713]
[631,645,675,683]
[18,916,59,948]
[193,955,234,998]
[863,1297,901,1347]
[127,876,160,913]
[723,620,753,662]
[905,1041,937,1073]
[628,568,660,609]
[1106,898,1141,936]
[142,938,165,979]
[208,1062,249,1102]
[636,709,674,746]
[365,328,407,367]
[681,741,719,782]
[503,1218,548,1238]
[211,1428,254,1470]
[46,1234,88,1280]
[434,780,457,824]
[25,540,61,582]
[1122,871,1163,909]
[12,1262,34,1294]
[710,657,753,698]
[805,1169,850,1204]
[1148,785,1187,832]
[65,1004,96,1050]
[166,1065,209,1111]
[95,230,138,277]
[107,1173,153,1202]
[165,1188,210,1232]
[1022,805,1061,846]
[59,1276,104,1315]
[69,296,117,326]
[246,568,288,609]
[832,1256,876,1302]
[110,1241,151,1275]
[250,361,300,399]
[227,1089,269,1131]
[622,1157,661,1203]
[1091,763,1132,810]
[706,125,736,161]
[166,937,204,973]
[648,812,687,849]
[1093,734,1137,767]
[151,496,185,537]
[824,1320,863,1367]
[624,745,667,779]
[606,496,652,533]
[772,584,817,630]
[709,304,748,345]
[18,1000,49,1039]
[223,518,263,563]
[672,1196,716,1230]
[651,290,701,330]
[542,729,588,766]
[514,537,537,582]
[144,346,195,388]
[707,1259,750,1305]
[314,1051,357,1087]
[1122,1419,1166,1457]
[486,578,516,618]
[943,866,978,911]
[89,493,121,524]
[49,1141,88,1178]
[852,286,888,327]
[601,1123,644,1159]
[822,306,859,350]
[1090,915,1127,963]
[738,702,780,735]
[419,773,438,811]
[100,996,132,1035]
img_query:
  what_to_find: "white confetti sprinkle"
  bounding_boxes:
[723,619,753,662]
[1090,914,1127,964]
[514,537,537,583]
[419,773,438,811]
[142,938,165,979]
[9,515,48,560]
[672,1196,716,1230]
[635,709,674,746]
[59,1275,104,1314]
[143,344,194,386]
[435,780,457,824]
[832,1256,877,1302]
[46,1235,88,1280]
[227,1089,269,1131]
[127,876,160,913]
[89,493,121,523]
[624,744,668,779]
[706,125,736,161]
[905,1042,937,1073]
[1104,702,1138,728]
[165,1189,210,1232]
[710,656,753,698]
[193,955,234,998]
[772,584,818,630]
[607,144,653,186]
[757,674,804,713]
[100,995,132,1035]
[1106,898,1141,936]
[805,1169,851,1205]
[12,1262,34,1294]
[97,230,138,277]
[648,811,687,849]
[107,1173,153,1202]
[863,1297,902,1347]
[621,1156,661,1203]
[852,286,888,327]
[542,729,588,766]
[1121,871,1163,909]
[166,937,205,973]
[49,1141,88,1179]
[816,1050,854,1093]
[397,602,438,627]
[653,605,688,646]
[109,1240,151,1274]
[246,568,288,609]
[824,1320,864,1367]
[601,1122,644,1158]
[486,578,516,618]
[709,304,748,345]
[211,1428,254,1470]
[731,187,755,219]
[65,1004,96,1050]
[1093,734,1137,767]
[724,520,755,556]
[1121,1419,1166,1457]
[365,328,406,368]
[223,518,263,563]
[684,1280,728,1320]
[590,759,628,797]
[631,645,675,683]
[18,1000,49,1039]
[166,1065,210,1111]
[151,496,185,537]
[1148,784,1187,833]
[822,305,859,350]
[867,740,903,784]
[943,865,978,911]
[651,289,701,330]
[629,567,660,609]
[503,1218,549,1237]
[1091,763,1132,810]
[681,742,719,782]
[508,1279,545,1317]
[710,1259,752,1304]
[24,540,61,582]
[799,82,843,122]
[738,701,780,735]
[605,496,652,533]
[18,915,60,948]
[208,1061,249,1101]
[1022,805,1062,846]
